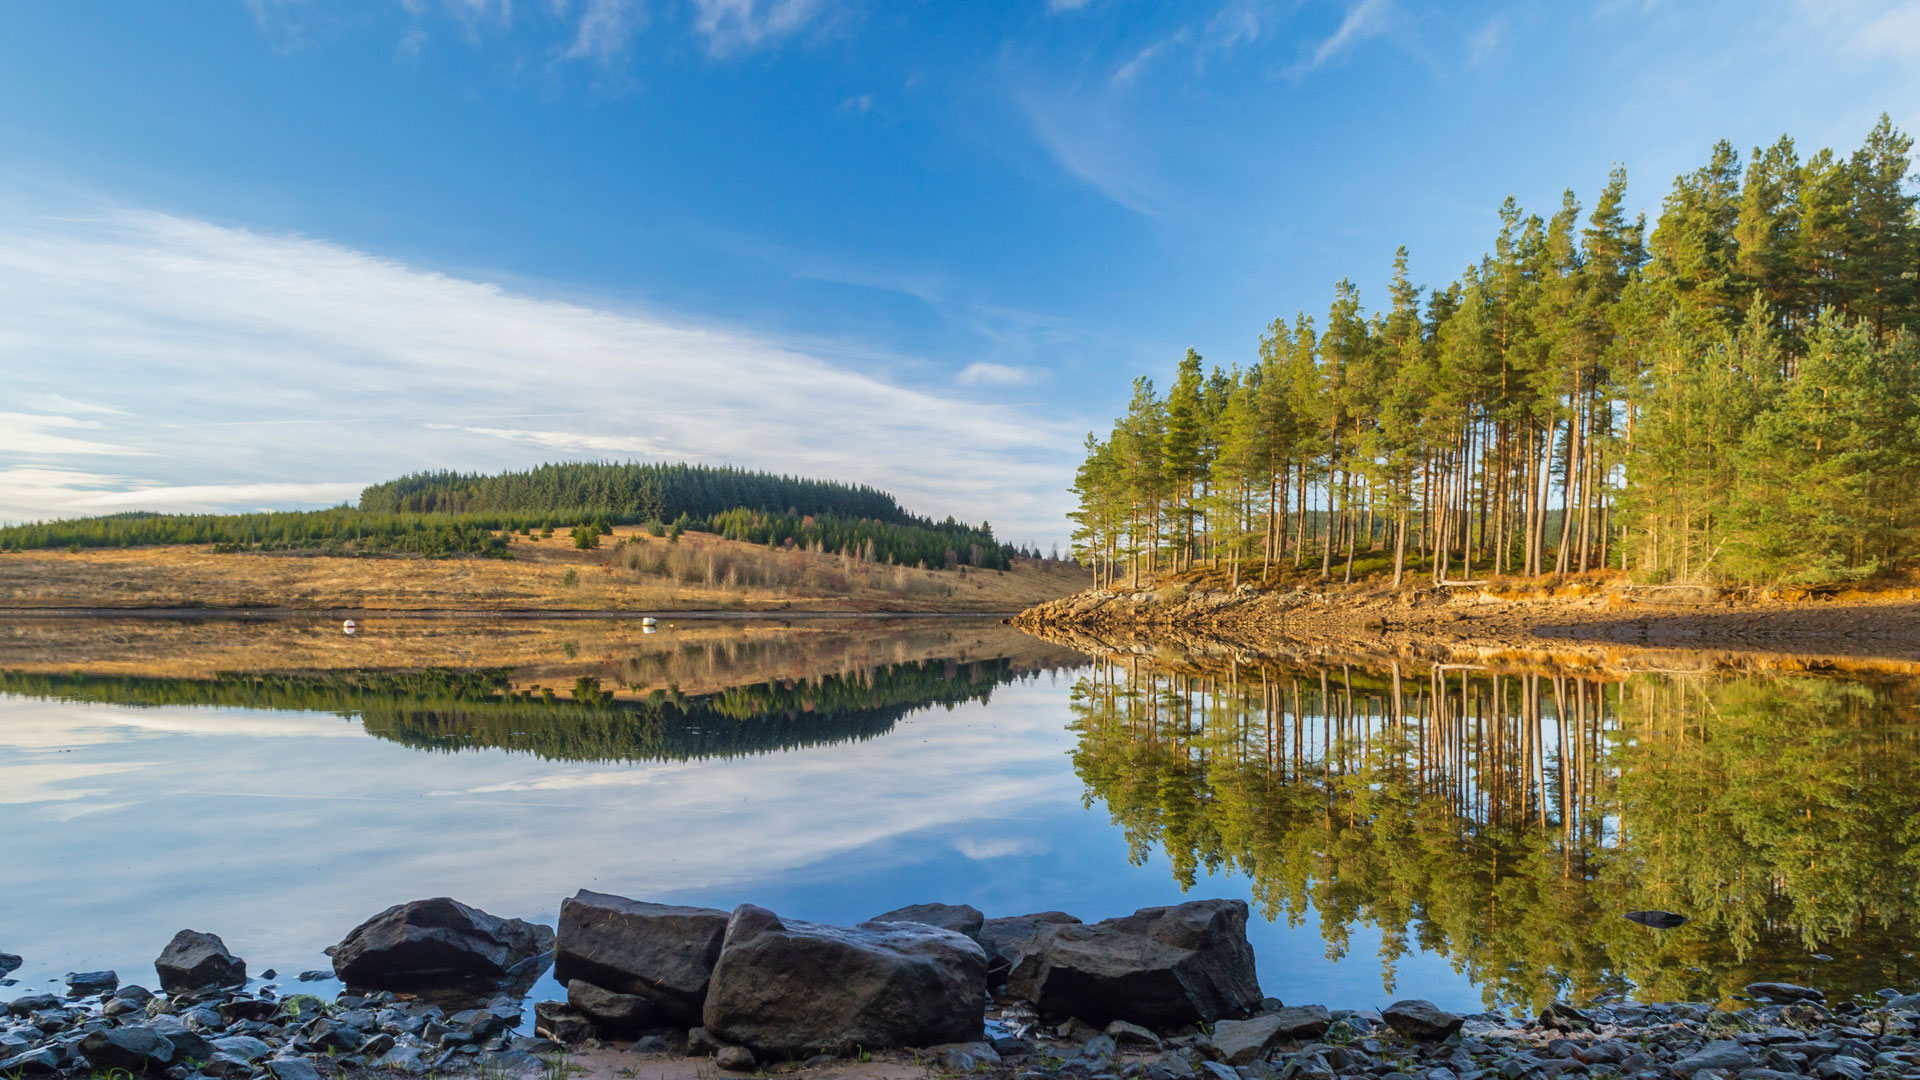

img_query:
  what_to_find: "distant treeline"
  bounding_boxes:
[0,509,517,557]
[359,463,908,523]
[0,659,1024,763]
[705,508,1010,570]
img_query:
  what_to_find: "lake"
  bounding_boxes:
[2,615,1915,1018]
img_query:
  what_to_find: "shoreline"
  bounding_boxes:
[6,894,1917,1080]
[1012,579,1920,668]
[0,607,1024,621]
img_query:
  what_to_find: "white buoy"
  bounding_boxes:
[640,616,658,628]
[342,619,357,635]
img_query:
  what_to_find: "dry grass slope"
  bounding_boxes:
[0,526,1089,613]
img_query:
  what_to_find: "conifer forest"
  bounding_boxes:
[1071,118,1920,589]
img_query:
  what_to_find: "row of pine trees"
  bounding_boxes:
[1073,117,1920,589]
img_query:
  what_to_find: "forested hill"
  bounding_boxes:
[359,463,908,523]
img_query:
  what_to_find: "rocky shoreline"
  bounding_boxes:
[6,895,1920,1080]
[1011,582,1920,667]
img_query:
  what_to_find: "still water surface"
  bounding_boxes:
[1,617,1914,1015]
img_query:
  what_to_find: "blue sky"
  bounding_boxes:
[2,0,1917,545]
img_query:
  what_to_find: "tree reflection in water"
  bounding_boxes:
[1067,656,1920,1011]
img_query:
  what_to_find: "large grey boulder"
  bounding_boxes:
[331,897,553,989]
[553,891,728,1026]
[977,912,1081,984]
[156,930,247,992]
[703,904,988,1056]
[1006,899,1260,1027]
[869,903,985,941]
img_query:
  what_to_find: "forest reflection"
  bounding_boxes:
[1069,657,1920,1011]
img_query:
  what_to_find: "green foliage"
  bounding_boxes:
[705,507,1010,570]
[571,524,600,550]
[1071,116,1920,586]
[1069,657,1920,1011]
[0,508,516,558]
[358,462,905,522]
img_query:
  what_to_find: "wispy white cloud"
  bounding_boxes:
[955,362,1044,387]
[0,198,1081,539]
[1467,15,1503,67]
[1306,0,1398,71]
[28,394,128,416]
[1110,31,1189,89]
[1016,86,1163,216]
[560,0,646,63]
[442,425,691,457]
[689,0,833,56]
[0,415,145,458]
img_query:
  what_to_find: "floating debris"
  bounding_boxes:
[1625,909,1689,929]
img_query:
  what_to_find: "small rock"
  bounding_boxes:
[629,1035,673,1054]
[295,971,330,982]
[567,979,652,1036]
[869,903,987,941]
[1745,985,1825,1005]
[1210,1007,1334,1064]
[1108,1020,1165,1048]
[933,1041,1004,1072]
[80,1026,175,1073]
[0,1046,62,1075]
[8,994,60,1016]
[0,954,20,976]
[374,1046,427,1073]
[360,1033,397,1057]
[211,1036,272,1063]
[66,970,120,997]
[687,1026,727,1057]
[1382,1001,1463,1042]
[715,1045,756,1071]
[1672,1042,1756,1078]
[533,1001,593,1045]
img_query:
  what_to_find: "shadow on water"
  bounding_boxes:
[0,655,1068,763]
[1067,653,1920,1012]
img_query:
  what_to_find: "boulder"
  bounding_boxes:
[714,1045,756,1071]
[553,891,728,1026]
[156,930,247,992]
[1380,1000,1462,1042]
[869,903,986,941]
[567,979,653,1036]
[1208,1006,1334,1064]
[331,897,554,989]
[1005,899,1261,1027]
[0,953,20,976]
[978,912,1081,984]
[79,1026,175,1073]
[702,904,988,1055]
